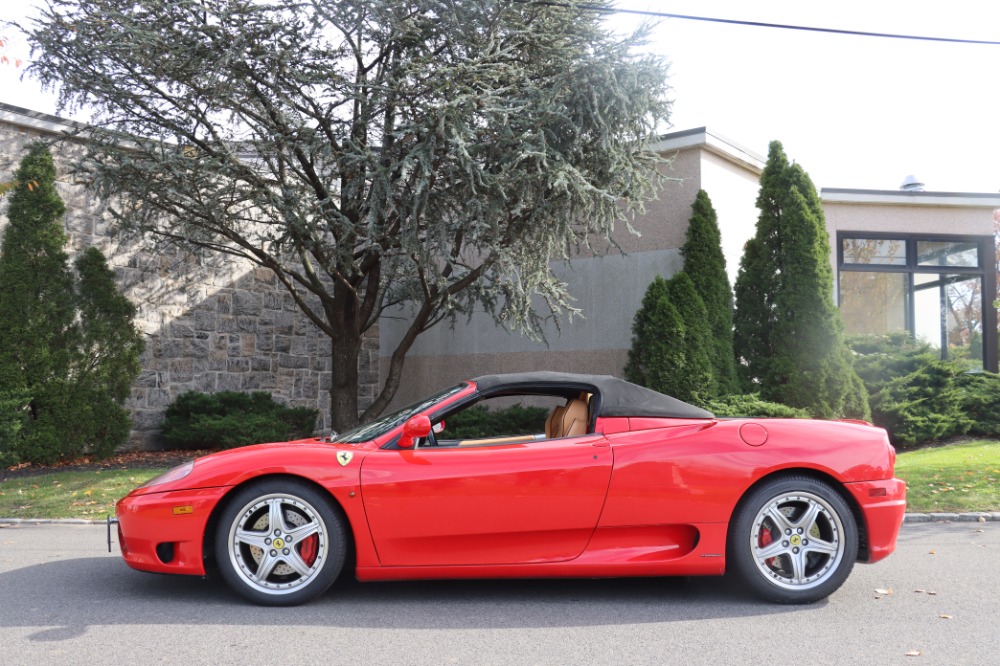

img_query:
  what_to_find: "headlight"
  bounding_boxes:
[139,461,194,489]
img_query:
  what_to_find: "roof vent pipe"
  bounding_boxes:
[900,175,925,191]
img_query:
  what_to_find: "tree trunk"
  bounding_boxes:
[327,280,363,433]
[328,333,362,433]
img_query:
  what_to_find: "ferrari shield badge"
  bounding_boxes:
[337,451,353,467]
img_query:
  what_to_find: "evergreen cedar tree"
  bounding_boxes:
[626,190,732,405]
[680,190,738,394]
[0,143,143,464]
[25,0,672,431]
[664,272,716,403]
[625,276,689,401]
[733,141,869,420]
[623,272,715,404]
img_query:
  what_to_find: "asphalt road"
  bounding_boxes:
[0,522,997,666]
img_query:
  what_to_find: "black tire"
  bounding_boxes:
[214,479,347,606]
[728,476,858,604]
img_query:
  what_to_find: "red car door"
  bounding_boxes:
[360,435,613,566]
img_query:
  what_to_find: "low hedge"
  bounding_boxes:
[161,391,319,450]
[703,394,811,419]
[444,404,549,439]
[848,334,1000,446]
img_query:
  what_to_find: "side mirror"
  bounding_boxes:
[398,415,432,449]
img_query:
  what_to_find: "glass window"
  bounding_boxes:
[840,272,907,336]
[841,237,906,265]
[916,241,979,267]
[913,273,984,370]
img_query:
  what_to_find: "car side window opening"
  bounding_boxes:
[419,392,594,449]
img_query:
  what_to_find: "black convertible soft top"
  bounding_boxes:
[472,371,714,420]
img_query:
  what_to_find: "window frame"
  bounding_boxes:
[837,231,997,372]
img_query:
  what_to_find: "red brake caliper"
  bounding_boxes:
[298,534,319,566]
[759,526,776,567]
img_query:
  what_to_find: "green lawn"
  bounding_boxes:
[895,439,1000,513]
[1,439,998,519]
[0,468,166,520]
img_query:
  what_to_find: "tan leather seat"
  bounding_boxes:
[545,405,565,438]
[559,398,589,438]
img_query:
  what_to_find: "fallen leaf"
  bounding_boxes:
[905,650,922,657]
[914,589,926,594]
[940,614,953,619]
[875,588,894,595]
[928,550,936,555]
[978,516,987,523]
[927,591,938,596]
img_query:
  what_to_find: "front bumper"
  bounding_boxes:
[845,478,907,563]
[115,486,229,576]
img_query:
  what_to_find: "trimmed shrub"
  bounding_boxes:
[956,372,1000,437]
[704,394,811,419]
[444,404,549,440]
[849,333,936,391]
[624,276,691,401]
[665,272,716,403]
[0,389,30,467]
[161,391,319,450]
[869,360,974,446]
[848,334,1000,446]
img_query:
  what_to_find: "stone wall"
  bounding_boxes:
[0,104,379,449]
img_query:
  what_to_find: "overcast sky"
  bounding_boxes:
[3,1,999,193]
[610,0,1000,193]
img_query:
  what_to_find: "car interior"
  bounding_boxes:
[420,391,594,448]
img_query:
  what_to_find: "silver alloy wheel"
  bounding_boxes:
[226,493,329,596]
[748,491,846,591]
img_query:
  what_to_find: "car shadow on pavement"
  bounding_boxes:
[0,555,814,635]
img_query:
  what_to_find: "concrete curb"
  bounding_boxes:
[3,514,1000,526]
[903,512,1000,523]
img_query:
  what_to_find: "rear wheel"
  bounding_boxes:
[214,479,346,606]
[728,476,857,604]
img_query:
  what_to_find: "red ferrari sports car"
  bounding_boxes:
[113,372,906,606]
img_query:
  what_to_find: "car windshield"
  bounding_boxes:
[331,383,468,444]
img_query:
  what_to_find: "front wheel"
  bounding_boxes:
[214,479,347,606]
[728,476,858,604]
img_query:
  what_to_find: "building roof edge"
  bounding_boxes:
[0,101,89,136]
[822,187,1000,207]
[651,127,765,174]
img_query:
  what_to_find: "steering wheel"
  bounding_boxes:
[424,420,446,447]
